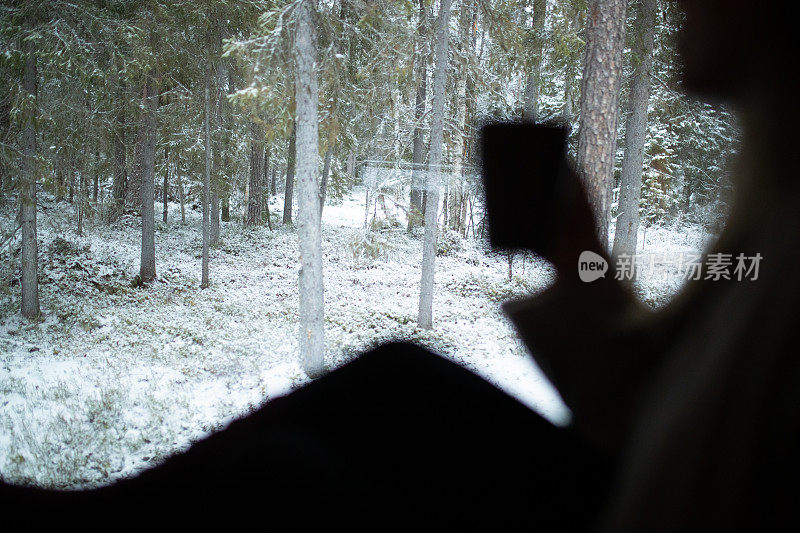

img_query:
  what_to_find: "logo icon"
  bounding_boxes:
[578,251,608,283]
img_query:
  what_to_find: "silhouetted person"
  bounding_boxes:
[2,0,798,530]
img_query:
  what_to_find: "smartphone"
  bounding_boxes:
[480,123,572,255]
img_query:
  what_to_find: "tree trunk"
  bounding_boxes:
[77,171,85,236]
[128,84,147,211]
[449,0,474,232]
[20,43,39,318]
[92,151,99,204]
[283,121,296,224]
[264,146,272,230]
[247,120,264,226]
[418,0,452,330]
[68,162,75,204]
[139,69,158,283]
[408,0,428,231]
[111,83,126,219]
[346,149,355,189]
[562,13,581,122]
[211,193,220,243]
[612,0,656,258]
[178,169,186,225]
[218,57,232,225]
[162,146,169,223]
[319,143,332,218]
[54,151,65,202]
[0,81,10,194]
[523,0,547,123]
[575,0,628,248]
[221,195,230,222]
[201,65,211,288]
[294,0,325,378]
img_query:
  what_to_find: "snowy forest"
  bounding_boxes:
[1,0,737,488]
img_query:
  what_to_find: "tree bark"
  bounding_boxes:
[128,83,147,211]
[418,0,452,330]
[264,146,272,230]
[92,151,99,204]
[20,42,39,318]
[221,195,230,222]
[408,0,428,231]
[162,146,169,223]
[178,169,186,225]
[575,0,628,248]
[319,143,332,218]
[562,13,581,121]
[111,82,126,219]
[283,121,296,224]
[612,0,656,258]
[449,0,475,232]
[139,69,158,283]
[247,120,264,226]
[523,0,547,123]
[201,65,211,288]
[294,0,325,378]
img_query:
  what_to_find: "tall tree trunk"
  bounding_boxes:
[221,195,230,222]
[418,0,452,330]
[162,146,169,223]
[111,83,126,219]
[294,0,325,378]
[0,80,10,194]
[211,192,220,243]
[218,58,233,224]
[92,151,99,204]
[264,146,272,230]
[201,65,211,288]
[210,35,228,246]
[562,13,581,122]
[68,161,75,204]
[319,143,332,218]
[449,0,474,232]
[576,0,628,248]
[128,84,147,211]
[523,0,547,122]
[55,151,65,202]
[20,43,39,318]
[77,171,85,236]
[270,162,277,197]
[346,149,355,189]
[178,169,186,225]
[139,69,158,283]
[612,0,656,258]
[247,120,264,226]
[283,121,296,224]
[408,0,428,231]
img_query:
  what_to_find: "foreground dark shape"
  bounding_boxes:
[1,343,610,528]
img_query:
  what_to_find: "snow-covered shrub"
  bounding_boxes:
[368,214,401,232]
[447,273,537,303]
[437,229,463,257]
[347,230,391,262]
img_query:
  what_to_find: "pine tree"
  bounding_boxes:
[418,0,452,330]
[576,0,628,248]
[294,0,324,378]
[612,0,656,257]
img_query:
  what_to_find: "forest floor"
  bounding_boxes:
[0,188,713,489]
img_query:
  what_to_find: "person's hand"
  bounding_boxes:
[543,165,607,282]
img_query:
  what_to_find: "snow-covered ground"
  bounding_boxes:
[0,189,714,489]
